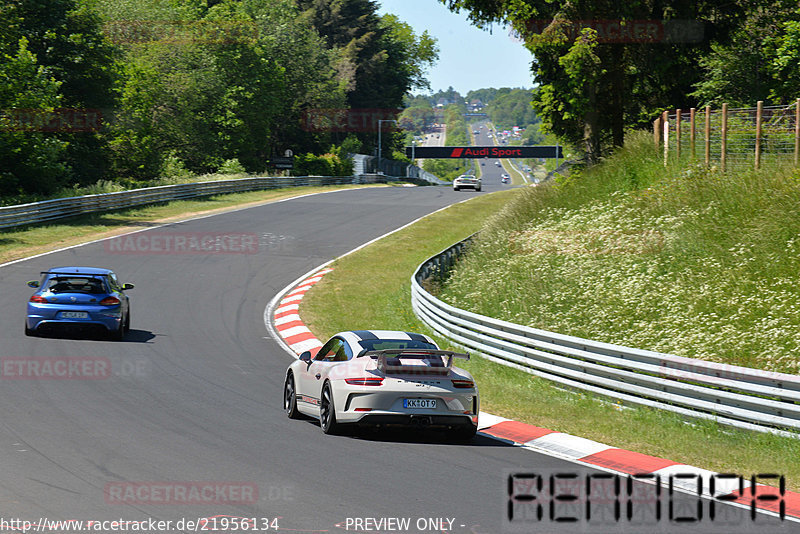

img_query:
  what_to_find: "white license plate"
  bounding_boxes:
[403,398,436,409]
[60,311,88,319]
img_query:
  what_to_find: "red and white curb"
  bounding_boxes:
[272,267,333,356]
[270,268,800,521]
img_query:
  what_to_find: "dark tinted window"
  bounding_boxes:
[314,338,350,361]
[47,276,107,294]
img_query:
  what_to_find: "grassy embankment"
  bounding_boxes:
[302,130,800,489]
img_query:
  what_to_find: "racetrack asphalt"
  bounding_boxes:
[0,185,794,533]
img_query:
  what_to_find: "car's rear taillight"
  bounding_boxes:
[452,379,475,389]
[29,295,47,303]
[99,296,120,306]
[345,377,384,386]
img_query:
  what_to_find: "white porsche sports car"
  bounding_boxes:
[283,330,479,439]
[453,174,481,192]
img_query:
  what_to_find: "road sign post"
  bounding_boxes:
[377,119,397,172]
[270,157,294,170]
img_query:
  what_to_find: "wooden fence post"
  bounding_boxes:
[690,108,696,160]
[795,98,799,168]
[755,100,763,169]
[654,116,661,149]
[676,109,682,160]
[721,103,727,172]
[662,111,669,166]
[704,105,711,166]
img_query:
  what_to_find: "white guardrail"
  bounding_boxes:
[411,235,800,437]
[0,174,434,230]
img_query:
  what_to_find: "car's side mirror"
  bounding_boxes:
[122,283,135,290]
[27,280,40,288]
[299,351,312,362]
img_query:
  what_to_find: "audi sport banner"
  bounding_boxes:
[406,146,563,159]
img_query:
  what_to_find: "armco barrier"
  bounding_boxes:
[411,236,800,437]
[0,173,438,230]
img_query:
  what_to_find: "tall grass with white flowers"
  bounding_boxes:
[438,131,800,374]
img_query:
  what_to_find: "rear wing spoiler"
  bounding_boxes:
[365,349,470,375]
[40,271,107,278]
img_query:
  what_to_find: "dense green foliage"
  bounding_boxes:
[404,86,463,108]
[0,0,437,200]
[465,87,498,106]
[484,88,539,130]
[0,0,115,196]
[692,2,800,106]
[442,0,800,161]
[292,148,353,176]
[442,103,468,145]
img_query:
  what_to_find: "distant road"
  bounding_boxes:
[470,120,515,191]
[421,123,445,147]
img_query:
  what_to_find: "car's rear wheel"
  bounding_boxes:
[109,314,126,341]
[24,322,36,337]
[320,383,342,435]
[123,310,131,333]
[284,373,302,419]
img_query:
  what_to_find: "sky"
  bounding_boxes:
[376,0,534,96]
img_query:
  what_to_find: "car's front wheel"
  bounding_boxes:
[320,382,342,435]
[284,373,302,419]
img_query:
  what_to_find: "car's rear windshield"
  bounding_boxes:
[47,276,107,294]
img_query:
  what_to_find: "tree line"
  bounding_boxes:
[0,0,437,200]
[441,0,800,162]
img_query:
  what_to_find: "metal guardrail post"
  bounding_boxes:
[0,174,410,230]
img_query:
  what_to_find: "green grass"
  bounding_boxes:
[0,184,380,265]
[301,136,800,490]
[440,132,800,374]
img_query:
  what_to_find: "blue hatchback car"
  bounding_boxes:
[26,267,134,340]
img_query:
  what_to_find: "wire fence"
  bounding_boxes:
[654,99,800,171]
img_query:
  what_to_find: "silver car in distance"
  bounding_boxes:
[453,174,482,192]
